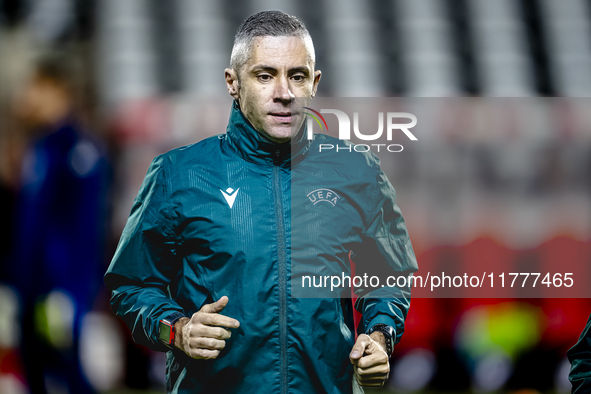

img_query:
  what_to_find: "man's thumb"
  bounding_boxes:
[199,296,229,313]
[350,335,369,361]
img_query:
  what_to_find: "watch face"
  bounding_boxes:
[159,321,173,344]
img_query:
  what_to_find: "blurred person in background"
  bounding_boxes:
[8,53,109,394]
[568,313,591,393]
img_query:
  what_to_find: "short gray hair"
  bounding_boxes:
[230,10,315,76]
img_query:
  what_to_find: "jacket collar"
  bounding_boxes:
[225,100,311,167]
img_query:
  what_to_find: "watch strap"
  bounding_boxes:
[366,324,395,357]
[165,312,186,326]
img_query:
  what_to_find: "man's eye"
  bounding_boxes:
[258,74,272,82]
[292,75,305,82]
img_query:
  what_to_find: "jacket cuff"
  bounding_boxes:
[365,315,397,339]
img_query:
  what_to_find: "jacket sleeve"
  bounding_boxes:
[568,314,591,393]
[354,161,418,344]
[104,155,184,352]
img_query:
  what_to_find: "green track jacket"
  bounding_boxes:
[569,313,591,393]
[104,101,418,393]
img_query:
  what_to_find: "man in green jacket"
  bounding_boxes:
[569,313,591,393]
[105,10,418,393]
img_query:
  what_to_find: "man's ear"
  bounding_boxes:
[225,68,240,100]
[311,69,322,98]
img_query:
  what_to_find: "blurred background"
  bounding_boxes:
[0,0,590,393]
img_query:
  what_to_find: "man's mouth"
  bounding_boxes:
[269,112,294,123]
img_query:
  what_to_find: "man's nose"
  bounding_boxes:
[274,76,294,103]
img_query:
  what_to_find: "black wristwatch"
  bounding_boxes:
[366,324,395,358]
[159,312,186,348]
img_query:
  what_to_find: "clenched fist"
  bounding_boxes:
[349,333,390,387]
[174,296,240,360]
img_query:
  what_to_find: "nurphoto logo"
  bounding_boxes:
[304,108,418,153]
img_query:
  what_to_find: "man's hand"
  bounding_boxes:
[349,332,390,387]
[174,296,240,360]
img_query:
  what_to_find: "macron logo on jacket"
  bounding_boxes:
[220,187,239,208]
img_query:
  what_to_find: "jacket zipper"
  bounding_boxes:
[273,150,288,394]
